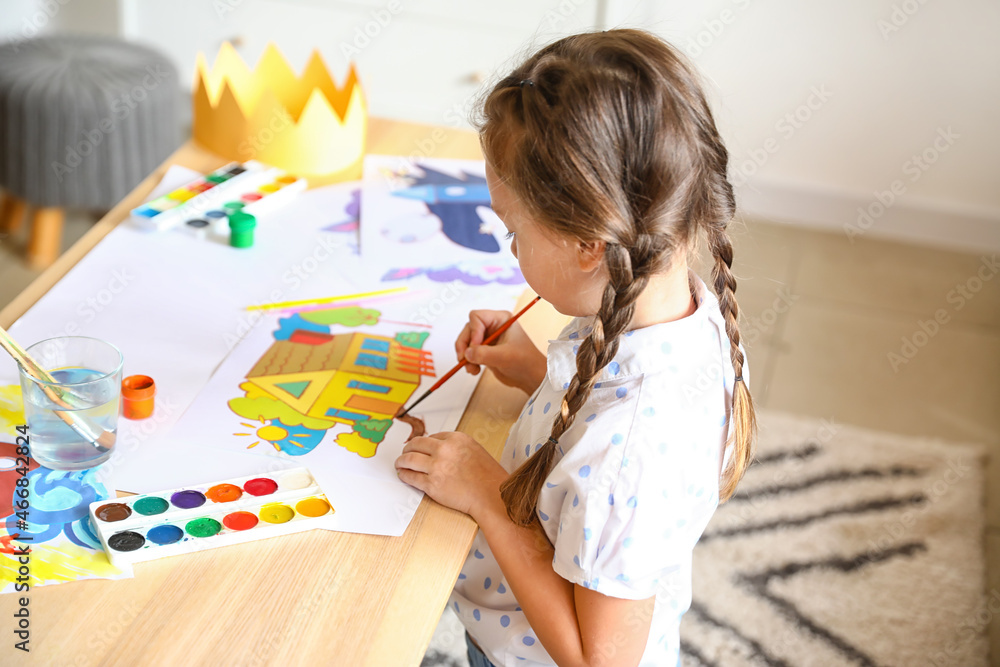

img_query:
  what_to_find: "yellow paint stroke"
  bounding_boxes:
[0,385,25,439]
[0,542,124,588]
[334,431,377,458]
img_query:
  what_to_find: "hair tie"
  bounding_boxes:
[519,79,534,88]
[547,436,559,445]
[734,376,743,383]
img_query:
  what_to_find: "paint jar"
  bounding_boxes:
[228,212,257,248]
[121,375,156,420]
[18,336,123,470]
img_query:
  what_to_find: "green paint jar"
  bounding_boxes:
[228,212,257,249]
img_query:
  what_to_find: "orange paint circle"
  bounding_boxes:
[295,497,331,517]
[206,483,242,503]
[259,503,294,524]
[223,511,258,531]
[276,175,298,185]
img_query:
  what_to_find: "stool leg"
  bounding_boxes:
[0,194,27,235]
[27,206,65,269]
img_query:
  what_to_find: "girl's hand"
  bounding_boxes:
[456,309,547,395]
[395,431,508,519]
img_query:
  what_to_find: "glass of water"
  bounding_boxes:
[18,336,123,470]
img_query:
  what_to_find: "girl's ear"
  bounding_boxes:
[576,240,605,273]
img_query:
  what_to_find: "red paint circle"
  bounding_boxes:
[223,511,259,531]
[240,192,263,202]
[244,477,278,496]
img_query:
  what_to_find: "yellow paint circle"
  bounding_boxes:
[295,497,331,517]
[257,424,288,441]
[259,503,295,524]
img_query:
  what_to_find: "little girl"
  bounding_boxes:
[395,29,755,667]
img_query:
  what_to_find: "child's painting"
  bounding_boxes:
[360,156,523,286]
[0,385,133,593]
[167,290,504,536]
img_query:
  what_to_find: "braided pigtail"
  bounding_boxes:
[708,224,757,501]
[501,245,650,526]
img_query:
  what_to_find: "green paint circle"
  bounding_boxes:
[133,496,169,516]
[185,517,222,538]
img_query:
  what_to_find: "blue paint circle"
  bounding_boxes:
[146,524,183,545]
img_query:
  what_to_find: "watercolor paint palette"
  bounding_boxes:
[130,160,306,233]
[88,467,333,566]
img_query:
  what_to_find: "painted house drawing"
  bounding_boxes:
[245,329,434,426]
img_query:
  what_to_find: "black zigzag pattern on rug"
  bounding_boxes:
[682,442,933,667]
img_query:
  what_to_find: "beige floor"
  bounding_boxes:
[2,209,998,659]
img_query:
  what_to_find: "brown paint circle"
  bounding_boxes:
[95,503,132,523]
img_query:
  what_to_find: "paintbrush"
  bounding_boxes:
[0,326,115,453]
[396,296,542,418]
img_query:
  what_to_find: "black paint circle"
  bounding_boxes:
[108,531,145,552]
[186,218,210,228]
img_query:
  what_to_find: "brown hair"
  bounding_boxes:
[477,29,756,526]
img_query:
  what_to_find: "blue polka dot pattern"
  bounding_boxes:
[545,481,558,488]
[627,496,638,508]
[616,387,628,398]
[572,495,579,507]
[661,341,672,354]
[584,528,592,540]
[608,494,614,505]
[611,433,623,445]
[539,510,549,521]
[498,583,507,594]
[609,361,620,375]
[474,609,481,621]
[454,601,460,612]
[579,465,591,478]
[585,413,597,422]
[573,555,580,566]
[543,402,551,414]
[568,331,579,339]
[643,407,655,417]
[458,573,467,579]
[525,444,530,457]
[501,615,510,627]
[623,537,633,548]
[523,637,535,647]
[474,549,484,559]
[484,577,492,590]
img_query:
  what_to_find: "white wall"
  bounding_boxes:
[607,0,1000,251]
[3,0,998,251]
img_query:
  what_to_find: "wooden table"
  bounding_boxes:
[0,120,565,666]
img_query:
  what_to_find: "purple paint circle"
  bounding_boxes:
[170,490,206,509]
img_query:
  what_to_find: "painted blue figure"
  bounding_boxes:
[393,165,500,253]
[5,468,108,549]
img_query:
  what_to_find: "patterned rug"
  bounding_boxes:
[422,411,989,667]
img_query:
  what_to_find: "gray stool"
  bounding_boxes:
[0,34,181,267]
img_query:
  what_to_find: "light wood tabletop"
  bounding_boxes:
[0,119,567,666]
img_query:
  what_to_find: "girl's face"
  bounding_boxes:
[485,161,607,317]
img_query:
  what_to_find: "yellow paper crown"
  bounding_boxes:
[193,42,367,184]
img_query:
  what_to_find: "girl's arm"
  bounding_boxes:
[395,433,654,667]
